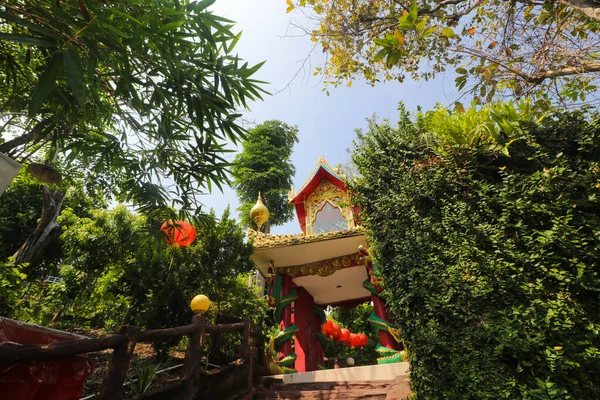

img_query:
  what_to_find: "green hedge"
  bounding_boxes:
[352,107,600,399]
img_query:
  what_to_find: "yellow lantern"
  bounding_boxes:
[190,294,211,315]
[250,192,269,229]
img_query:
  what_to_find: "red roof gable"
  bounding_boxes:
[289,156,347,233]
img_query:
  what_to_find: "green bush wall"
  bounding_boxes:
[352,109,600,399]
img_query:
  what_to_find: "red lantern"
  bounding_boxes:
[331,322,342,340]
[338,328,350,343]
[349,333,361,348]
[161,220,197,248]
[322,320,334,336]
[358,333,369,348]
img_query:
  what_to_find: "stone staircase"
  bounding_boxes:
[257,376,411,400]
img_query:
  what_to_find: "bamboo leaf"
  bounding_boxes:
[238,60,265,78]
[195,0,217,12]
[0,32,56,47]
[227,31,242,53]
[29,53,62,116]
[63,47,86,108]
[109,8,144,26]
[0,11,62,40]
[158,21,184,34]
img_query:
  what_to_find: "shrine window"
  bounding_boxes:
[312,202,348,234]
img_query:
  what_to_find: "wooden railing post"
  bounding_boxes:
[98,325,138,400]
[240,319,251,359]
[183,314,206,400]
[241,319,252,389]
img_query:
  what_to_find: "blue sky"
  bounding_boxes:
[204,0,459,234]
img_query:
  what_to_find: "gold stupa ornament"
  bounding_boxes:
[250,192,269,229]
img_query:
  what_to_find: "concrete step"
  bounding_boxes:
[263,380,395,392]
[257,376,411,400]
[257,388,388,400]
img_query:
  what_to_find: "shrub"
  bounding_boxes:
[0,261,26,316]
[352,105,600,399]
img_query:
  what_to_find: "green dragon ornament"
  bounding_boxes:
[265,273,299,374]
[266,324,299,374]
[376,344,407,364]
[363,278,407,365]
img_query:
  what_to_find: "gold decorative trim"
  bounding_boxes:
[278,253,363,278]
[247,226,365,249]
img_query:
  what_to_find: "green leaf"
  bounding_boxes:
[386,50,401,68]
[0,32,56,47]
[63,47,86,109]
[409,0,418,22]
[415,18,427,33]
[0,11,62,40]
[158,21,184,34]
[374,48,388,62]
[227,31,242,54]
[195,0,217,12]
[238,60,265,78]
[455,75,467,91]
[374,38,392,48]
[109,8,144,26]
[397,13,412,30]
[29,53,62,116]
[104,25,130,39]
[442,27,456,38]
[423,26,437,38]
[456,67,467,75]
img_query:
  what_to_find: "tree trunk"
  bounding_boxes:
[13,186,65,268]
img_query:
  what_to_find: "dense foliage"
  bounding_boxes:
[1,0,266,218]
[0,168,104,266]
[291,0,600,107]
[8,205,265,344]
[232,120,299,231]
[352,104,600,399]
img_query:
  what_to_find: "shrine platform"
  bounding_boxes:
[266,362,409,384]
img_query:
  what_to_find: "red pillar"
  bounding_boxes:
[294,287,319,372]
[279,274,294,359]
[372,290,399,350]
[315,313,324,366]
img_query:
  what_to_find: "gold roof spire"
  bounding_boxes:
[250,192,269,229]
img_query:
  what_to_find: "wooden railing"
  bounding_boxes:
[0,315,254,400]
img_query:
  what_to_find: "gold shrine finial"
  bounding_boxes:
[250,192,269,229]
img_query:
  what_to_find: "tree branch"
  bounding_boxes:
[556,0,600,22]
[420,0,483,18]
[531,62,600,81]
[456,46,600,84]
[0,133,31,155]
[427,0,467,15]
[0,119,49,155]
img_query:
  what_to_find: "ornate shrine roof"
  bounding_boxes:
[288,155,346,203]
[248,225,365,249]
[287,156,349,233]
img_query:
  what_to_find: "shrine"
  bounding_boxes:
[248,156,406,374]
